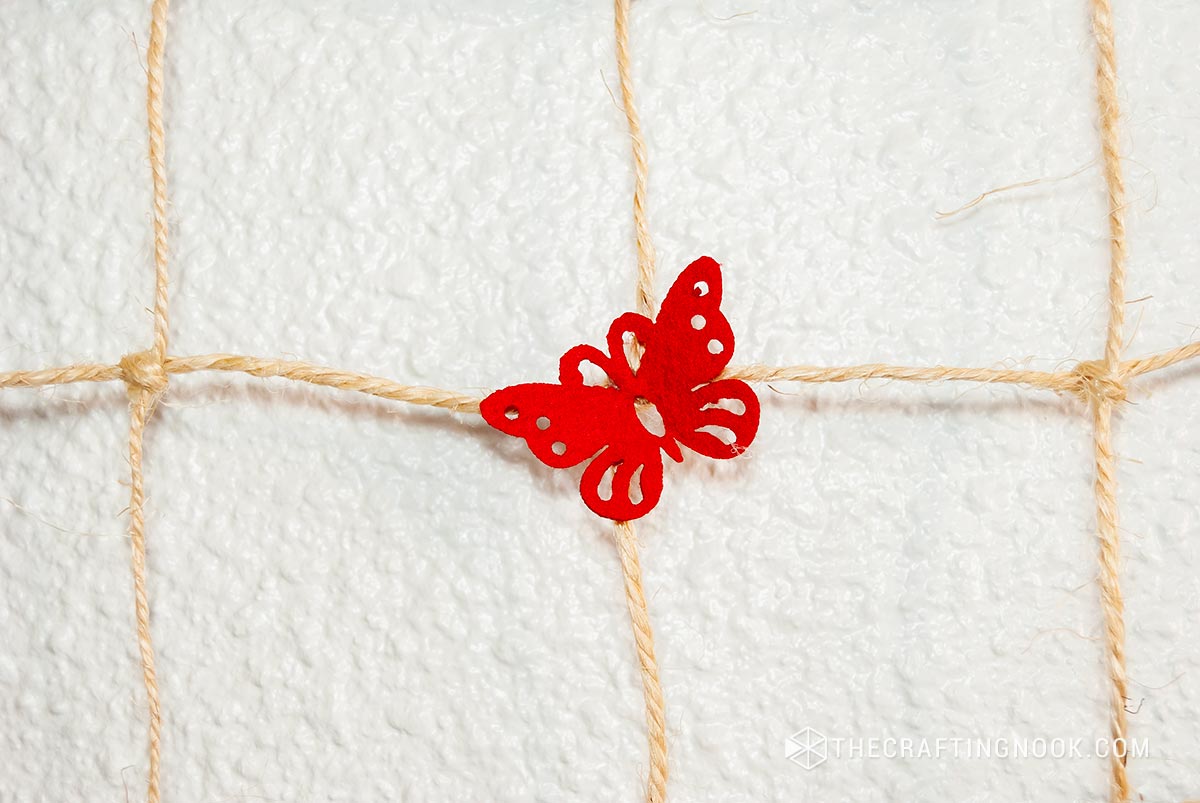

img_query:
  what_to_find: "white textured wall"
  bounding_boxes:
[2,1,1198,801]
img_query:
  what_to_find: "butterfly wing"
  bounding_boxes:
[480,383,624,469]
[580,441,664,520]
[668,378,760,460]
[625,256,760,460]
[481,380,666,520]
[482,258,750,519]
[633,255,736,396]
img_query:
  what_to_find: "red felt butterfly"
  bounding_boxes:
[481,256,760,520]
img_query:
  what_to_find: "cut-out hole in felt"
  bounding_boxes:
[702,397,747,416]
[636,398,666,437]
[578,360,609,387]
[598,462,616,501]
[629,464,644,505]
[698,424,736,446]
[480,257,761,520]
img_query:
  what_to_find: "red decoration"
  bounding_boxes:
[481,257,760,520]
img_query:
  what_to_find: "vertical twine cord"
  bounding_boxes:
[146,0,173,362]
[1093,0,1128,376]
[127,395,164,803]
[1089,1,1130,801]
[1091,401,1129,802]
[613,0,658,321]
[612,4,667,799]
[613,521,668,803]
[125,1,174,801]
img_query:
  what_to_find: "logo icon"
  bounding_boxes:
[785,727,828,770]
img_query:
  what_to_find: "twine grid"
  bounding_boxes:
[1,1,1196,801]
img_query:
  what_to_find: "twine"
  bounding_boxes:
[1089,1,1132,798]
[146,0,172,366]
[614,520,668,803]
[123,0,173,799]
[0,1,1191,801]
[5,350,1196,405]
[614,0,658,322]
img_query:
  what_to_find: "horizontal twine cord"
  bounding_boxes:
[4,344,1199,409]
[724,362,1079,393]
[1119,339,1200,378]
[0,363,122,387]
[164,354,483,413]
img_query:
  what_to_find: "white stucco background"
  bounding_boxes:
[2,1,1198,801]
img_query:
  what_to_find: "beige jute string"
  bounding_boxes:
[1089,1,1132,799]
[614,0,658,322]
[123,1,173,801]
[0,1,1194,801]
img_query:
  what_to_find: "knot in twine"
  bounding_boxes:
[119,350,169,400]
[1072,359,1127,405]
